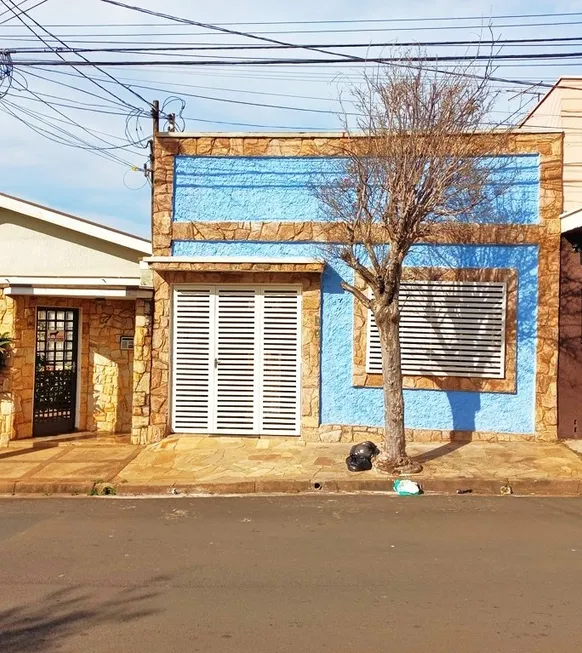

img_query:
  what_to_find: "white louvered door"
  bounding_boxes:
[172,285,301,435]
[261,288,301,435]
[172,288,213,432]
[215,288,258,433]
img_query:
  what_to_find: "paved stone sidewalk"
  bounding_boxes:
[115,437,582,495]
[2,434,582,495]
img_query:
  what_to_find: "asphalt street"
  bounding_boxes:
[1,495,582,652]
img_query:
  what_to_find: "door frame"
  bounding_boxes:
[170,283,303,436]
[33,305,82,437]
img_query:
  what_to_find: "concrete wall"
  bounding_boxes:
[0,208,143,277]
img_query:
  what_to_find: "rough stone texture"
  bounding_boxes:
[150,132,563,443]
[172,220,542,245]
[535,134,563,441]
[151,262,325,273]
[131,298,153,444]
[316,424,537,443]
[1,296,135,442]
[0,290,16,447]
[352,268,518,393]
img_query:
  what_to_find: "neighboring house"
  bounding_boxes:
[522,78,582,438]
[0,193,152,446]
[132,130,563,445]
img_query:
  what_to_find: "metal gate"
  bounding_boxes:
[33,308,79,437]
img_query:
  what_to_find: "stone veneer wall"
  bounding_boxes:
[131,298,154,444]
[1,296,135,442]
[0,290,16,446]
[131,270,321,444]
[146,132,563,443]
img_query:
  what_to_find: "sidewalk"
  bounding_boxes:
[1,434,582,496]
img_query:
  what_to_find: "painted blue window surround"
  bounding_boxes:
[172,240,539,435]
[173,155,540,225]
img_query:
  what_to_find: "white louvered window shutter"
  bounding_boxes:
[260,288,301,435]
[367,280,507,378]
[172,288,213,432]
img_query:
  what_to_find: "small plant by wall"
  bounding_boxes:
[0,332,13,369]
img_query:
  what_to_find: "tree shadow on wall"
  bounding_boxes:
[409,242,538,447]
[0,584,164,653]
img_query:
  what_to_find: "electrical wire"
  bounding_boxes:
[6,17,582,36]
[0,0,46,25]
[4,10,582,27]
[0,0,152,112]
[14,51,582,66]
[82,0,582,101]
[0,99,136,167]
[9,35,582,54]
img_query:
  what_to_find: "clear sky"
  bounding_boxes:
[0,0,579,238]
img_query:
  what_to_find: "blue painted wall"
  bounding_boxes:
[173,155,540,224]
[173,240,539,435]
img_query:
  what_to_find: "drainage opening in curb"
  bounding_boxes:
[313,482,323,490]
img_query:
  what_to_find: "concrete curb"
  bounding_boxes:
[0,476,579,497]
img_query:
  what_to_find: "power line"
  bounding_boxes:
[14,51,582,67]
[22,67,135,110]
[0,97,136,167]
[8,72,138,157]
[0,0,46,25]
[94,0,582,101]
[4,10,582,28]
[0,0,153,112]
[12,63,537,123]
[6,18,582,37]
[9,35,582,55]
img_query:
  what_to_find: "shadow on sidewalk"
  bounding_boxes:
[413,440,470,464]
[0,582,166,653]
[0,442,60,461]
[0,433,132,461]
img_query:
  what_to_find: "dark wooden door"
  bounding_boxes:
[33,308,79,437]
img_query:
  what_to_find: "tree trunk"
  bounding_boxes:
[374,299,422,474]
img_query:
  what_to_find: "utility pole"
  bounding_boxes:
[149,100,160,243]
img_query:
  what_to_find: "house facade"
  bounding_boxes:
[132,131,563,445]
[0,193,152,446]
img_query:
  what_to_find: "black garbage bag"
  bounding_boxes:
[345,454,373,472]
[345,441,379,472]
[350,441,380,459]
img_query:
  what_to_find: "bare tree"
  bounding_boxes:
[316,53,510,474]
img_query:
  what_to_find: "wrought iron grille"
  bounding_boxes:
[33,308,79,437]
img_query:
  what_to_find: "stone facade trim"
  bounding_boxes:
[171,221,544,245]
[149,261,325,273]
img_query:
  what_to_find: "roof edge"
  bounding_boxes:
[0,192,151,255]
